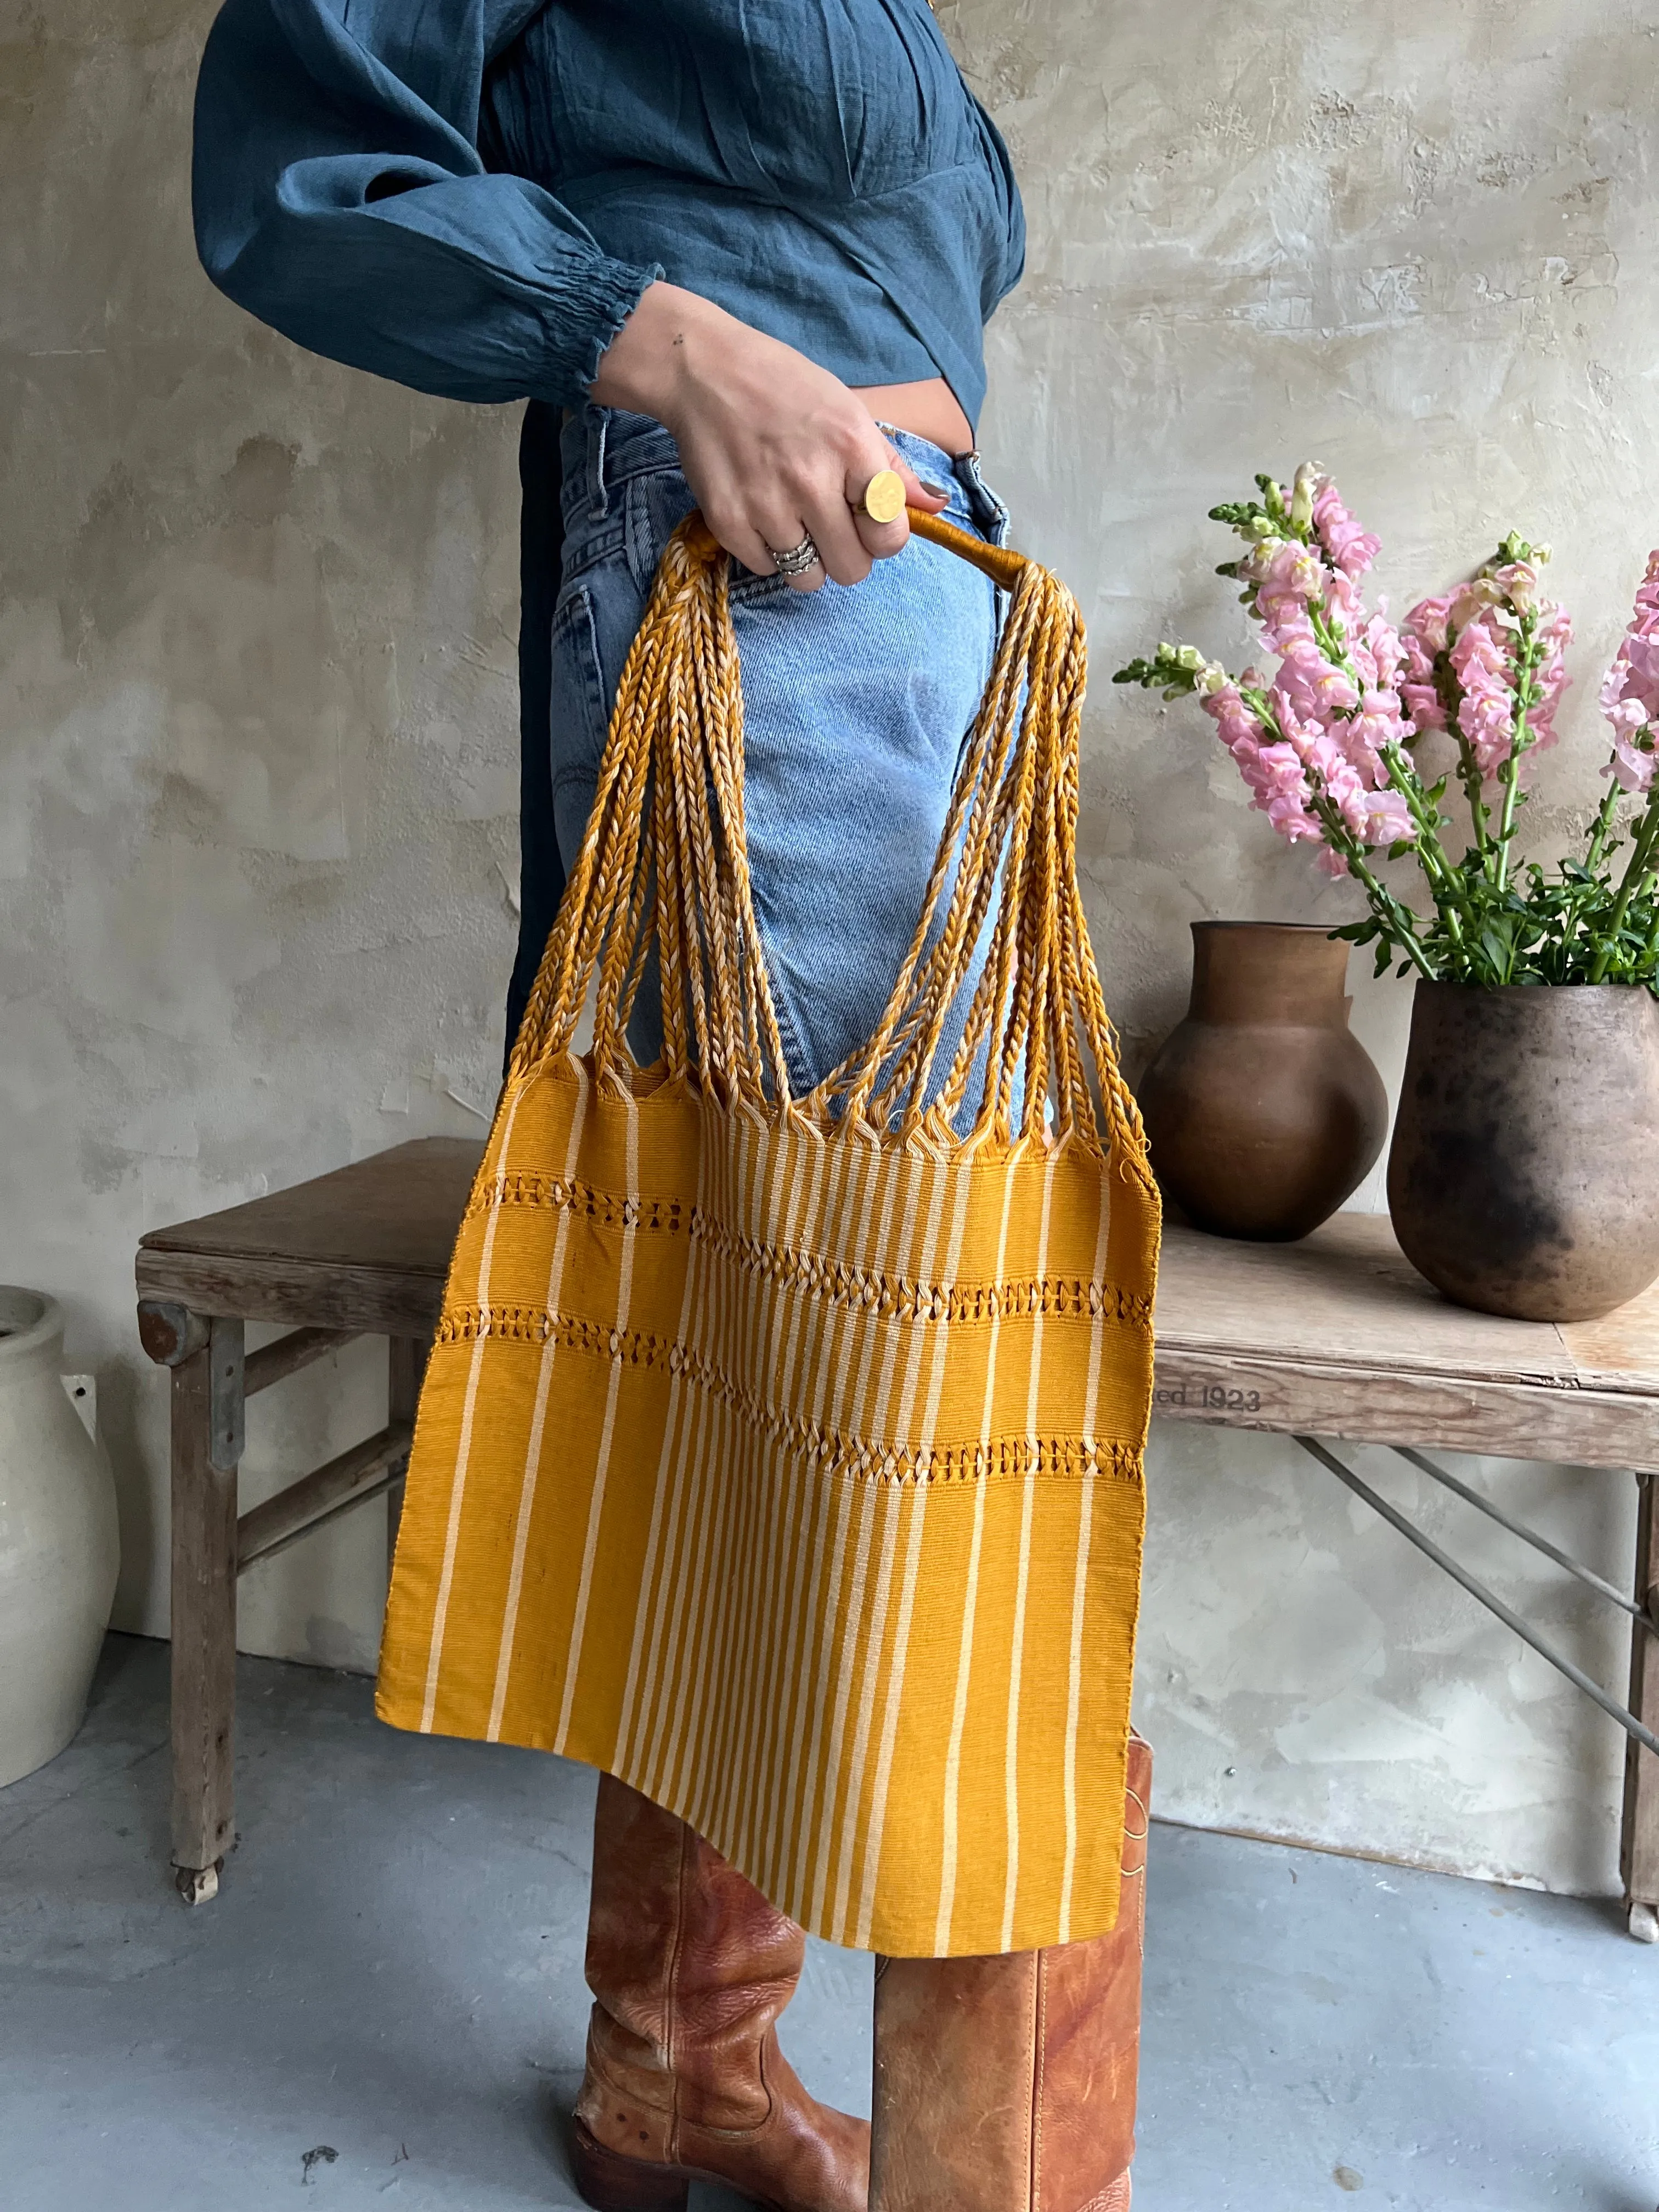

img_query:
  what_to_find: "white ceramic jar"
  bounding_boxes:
[0,1289,120,1788]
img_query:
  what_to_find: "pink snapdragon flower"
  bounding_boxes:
[1341,616,1416,782]
[1273,636,1359,724]
[1122,476,1615,951]
[1322,566,1365,635]
[1363,787,1416,845]
[1356,614,1408,695]
[1201,682,1323,849]
[1474,566,1571,776]
[1599,668,1655,794]
[1599,552,1659,794]
[1406,595,1453,658]
[1239,539,1325,653]
[1200,647,1411,883]
[1449,613,1518,780]
[1526,602,1574,765]
[1273,698,1402,864]
[1312,481,1382,582]
[1203,473,1419,877]
[1400,596,1453,733]
[1416,572,1573,787]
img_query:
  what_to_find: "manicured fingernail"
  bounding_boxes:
[920,479,949,496]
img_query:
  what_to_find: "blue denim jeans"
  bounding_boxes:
[550,405,1009,1094]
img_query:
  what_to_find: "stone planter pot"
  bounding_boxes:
[0,1290,120,1788]
[1137,921,1389,1242]
[1387,983,1659,1322]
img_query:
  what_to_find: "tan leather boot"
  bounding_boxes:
[571,1776,870,2212]
[870,1733,1151,2212]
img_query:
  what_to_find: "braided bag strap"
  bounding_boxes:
[507,506,1152,1182]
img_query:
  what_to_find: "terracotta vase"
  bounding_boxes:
[1137,922,1387,1243]
[1387,982,1659,1322]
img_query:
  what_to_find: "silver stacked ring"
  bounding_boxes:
[766,533,820,579]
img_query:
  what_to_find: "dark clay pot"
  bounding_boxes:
[1387,983,1659,1322]
[1137,922,1388,1242]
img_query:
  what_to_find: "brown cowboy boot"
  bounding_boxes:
[571,1775,870,2212]
[870,1733,1152,2212]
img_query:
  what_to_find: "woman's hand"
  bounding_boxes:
[590,281,949,591]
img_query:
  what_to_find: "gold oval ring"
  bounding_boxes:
[856,469,907,527]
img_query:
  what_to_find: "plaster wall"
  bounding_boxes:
[4,0,1654,1894]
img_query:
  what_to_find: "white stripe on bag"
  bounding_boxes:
[419,1082,529,1732]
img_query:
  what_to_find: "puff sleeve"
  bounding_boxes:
[191,0,661,405]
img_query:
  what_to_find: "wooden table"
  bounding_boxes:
[1153,1212,1659,1942]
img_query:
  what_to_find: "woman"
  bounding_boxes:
[192,9,1146,2210]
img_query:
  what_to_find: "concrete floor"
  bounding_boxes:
[1,1638,1655,2212]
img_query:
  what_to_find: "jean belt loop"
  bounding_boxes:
[587,408,611,523]
[958,450,1010,549]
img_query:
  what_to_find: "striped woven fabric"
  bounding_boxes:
[376,511,1161,1958]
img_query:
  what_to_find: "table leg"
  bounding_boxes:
[386,1334,427,1582]
[170,1317,244,1906]
[1621,1470,1659,1944]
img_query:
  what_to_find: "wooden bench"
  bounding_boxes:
[136,1137,483,1903]
[138,1155,1657,1940]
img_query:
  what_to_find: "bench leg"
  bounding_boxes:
[1622,1470,1659,1944]
[386,1334,428,1582]
[170,1318,244,1905]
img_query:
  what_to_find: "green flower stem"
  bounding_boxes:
[1342,845,1440,979]
[1590,798,1659,983]
[1291,757,1438,981]
[1611,799,1659,906]
[1233,666,1440,979]
[1302,600,1470,934]
[1492,755,1525,894]
[1583,780,1623,879]
[1555,780,1629,964]
[1379,740,1470,945]
[1491,608,1544,898]
[1454,738,1492,857]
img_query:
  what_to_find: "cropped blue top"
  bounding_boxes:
[190,0,1025,426]
[190,0,1025,1050]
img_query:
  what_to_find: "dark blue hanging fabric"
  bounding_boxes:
[505,400,567,1071]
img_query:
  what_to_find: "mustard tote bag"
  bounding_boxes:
[376,510,1160,1959]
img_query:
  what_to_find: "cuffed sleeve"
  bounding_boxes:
[191,0,661,407]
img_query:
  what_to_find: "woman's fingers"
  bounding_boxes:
[674,409,950,591]
[803,479,876,590]
[732,444,953,589]
[753,459,876,591]
[802,438,946,585]
[755,450,949,590]
[848,451,946,563]
[850,478,908,565]
[710,500,792,582]
[748,495,834,592]
[894,453,951,513]
[594,287,960,592]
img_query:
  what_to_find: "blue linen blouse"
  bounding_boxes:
[191,0,1024,426]
[190,0,1026,1051]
